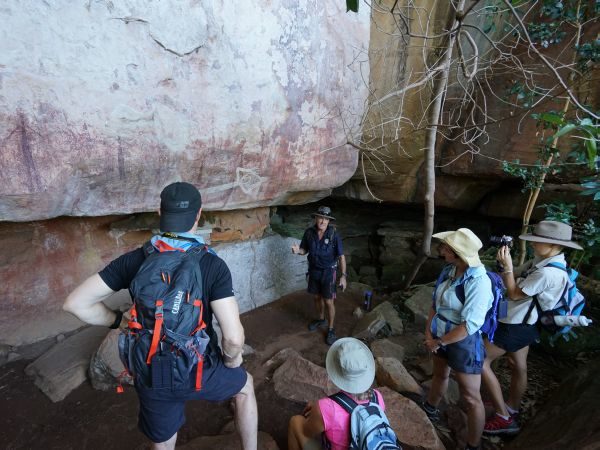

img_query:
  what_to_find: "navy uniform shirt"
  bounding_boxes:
[299,225,344,270]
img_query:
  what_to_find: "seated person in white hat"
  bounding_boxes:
[422,228,493,450]
[482,221,582,435]
[287,338,387,450]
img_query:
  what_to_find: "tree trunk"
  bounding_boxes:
[402,0,466,289]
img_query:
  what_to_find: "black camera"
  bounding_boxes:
[490,235,514,248]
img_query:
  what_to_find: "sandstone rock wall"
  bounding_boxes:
[0,1,370,221]
[0,210,306,347]
[337,1,596,218]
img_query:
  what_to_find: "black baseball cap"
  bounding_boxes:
[159,182,202,232]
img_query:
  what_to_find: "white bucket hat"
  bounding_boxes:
[326,337,375,394]
[519,220,582,250]
[432,228,483,267]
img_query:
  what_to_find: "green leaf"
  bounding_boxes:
[538,112,565,126]
[554,123,577,139]
[346,0,358,12]
[585,138,597,169]
[595,192,600,201]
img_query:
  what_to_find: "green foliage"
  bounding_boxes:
[346,0,358,13]
[581,175,600,201]
[538,202,576,224]
[502,158,559,191]
[538,202,600,267]
[506,81,538,108]
[552,118,599,170]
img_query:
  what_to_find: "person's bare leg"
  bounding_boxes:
[506,346,530,412]
[234,373,258,450]
[426,354,450,407]
[455,371,485,448]
[324,298,335,329]
[481,341,509,416]
[151,432,177,450]
[287,412,322,450]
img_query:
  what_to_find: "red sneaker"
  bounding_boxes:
[483,414,520,435]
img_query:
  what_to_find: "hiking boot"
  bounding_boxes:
[419,401,441,423]
[326,328,337,345]
[483,414,520,435]
[308,319,327,331]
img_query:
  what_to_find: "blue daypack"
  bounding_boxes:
[432,265,508,342]
[328,391,402,450]
[524,262,586,345]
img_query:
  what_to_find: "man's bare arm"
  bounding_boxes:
[63,274,118,326]
[212,296,245,368]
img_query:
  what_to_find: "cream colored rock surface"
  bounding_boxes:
[0,1,370,221]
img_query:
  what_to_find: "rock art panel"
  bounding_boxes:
[0,212,303,347]
[0,1,370,221]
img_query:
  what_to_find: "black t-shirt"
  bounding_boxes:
[99,245,234,355]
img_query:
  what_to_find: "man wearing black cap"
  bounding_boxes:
[63,182,257,450]
[292,205,347,345]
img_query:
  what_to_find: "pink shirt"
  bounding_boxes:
[318,389,385,450]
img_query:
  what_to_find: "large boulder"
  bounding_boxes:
[504,358,600,450]
[0,1,370,222]
[272,350,337,403]
[405,286,435,327]
[378,387,445,450]
[375,357,423,396]
[25,326,109,402]
[89,329,133,391]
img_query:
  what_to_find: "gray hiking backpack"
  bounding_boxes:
[329,391,402,450]
[118,240,211,391]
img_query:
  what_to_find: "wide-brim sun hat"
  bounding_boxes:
[311,205,335,221]
[519,220,582,250]
[159,182,202,233]
[432,228,483,267]
[326,337,375,394]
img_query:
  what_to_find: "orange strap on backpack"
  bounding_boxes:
[146,300,164,364]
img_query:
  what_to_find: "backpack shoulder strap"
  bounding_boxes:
[329,392,358,414]
[545,262,567,272]
[189,244,209,256]
[142,240,155,258]
[370,390,378,405]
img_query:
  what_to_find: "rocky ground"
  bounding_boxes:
[0,285,594,450]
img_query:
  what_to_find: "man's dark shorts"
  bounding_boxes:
[436,332,485,374]
[136,356,247,443]
[491,322,539,353]
[307,268,337,299]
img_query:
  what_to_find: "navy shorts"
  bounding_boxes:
[492,322,539,353]
[436,332,485,374]
[307,268,337,300]
[135,356,247,443]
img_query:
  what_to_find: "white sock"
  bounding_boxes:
[497,413,510,421]
[505,404,518,415]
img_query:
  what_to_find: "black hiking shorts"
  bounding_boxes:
[136,356,247,443]
[307,267,337,300]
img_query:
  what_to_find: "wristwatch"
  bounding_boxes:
[341,272,348,277]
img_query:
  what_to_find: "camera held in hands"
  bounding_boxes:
[490,235,514,248]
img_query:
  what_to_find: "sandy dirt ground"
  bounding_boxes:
[0,289,367,450]
[0,286,568,450]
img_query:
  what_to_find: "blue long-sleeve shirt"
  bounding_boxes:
[432,265,493,336]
